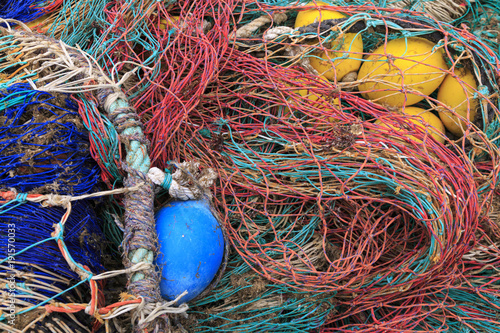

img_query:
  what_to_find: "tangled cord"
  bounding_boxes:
[0,187,189,332]
[7,0,500,332]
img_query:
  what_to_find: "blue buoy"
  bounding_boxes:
[155,200,225,304]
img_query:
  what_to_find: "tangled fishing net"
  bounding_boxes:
[135,2,500,331]
[2,0,500,332]
[0,85,105,332]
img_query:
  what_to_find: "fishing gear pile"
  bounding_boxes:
[1,0,500,332]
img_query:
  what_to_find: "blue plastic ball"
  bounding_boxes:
[155,200,224,304]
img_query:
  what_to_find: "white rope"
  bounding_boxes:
[233,12,288,39]
[0,18,32,32]
[27,186,140,208]
[101,291,189,322]
[0,21,119,93]
[147,163,217,200]
[113,318,127,333]
[103,92,128,112]
[147,167,197,200]
[168,180,196,200]
[263,26,294,41]
[92,262,153,280]
[134,291,189,325]
[147,167,166,186]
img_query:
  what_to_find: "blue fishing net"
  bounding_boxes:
[0,0,46,23]
[0,84,101,195]
[0,84,104,329]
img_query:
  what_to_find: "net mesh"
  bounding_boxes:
[3,0,500,331]
[0,85,104,332]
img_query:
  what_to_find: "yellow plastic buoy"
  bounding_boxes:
[295,1,346,28]
[160,16,180,29]
[437,68,478,136]
[358,37,448,107]
[294,2,363,81]
[375,106,445,144]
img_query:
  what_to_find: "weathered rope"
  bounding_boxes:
[232,12,288,38]
[387,0,467,23]
[147,161,217,200]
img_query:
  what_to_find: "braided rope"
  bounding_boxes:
[388,0,467,23]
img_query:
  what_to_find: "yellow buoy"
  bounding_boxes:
[358,37,448,107]
[160,16,180,29]
[437,68,478,136]
[294,2,363,81]
[375,106,445,144]
[295,1,346,28]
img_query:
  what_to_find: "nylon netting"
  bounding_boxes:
[2,0,500,332]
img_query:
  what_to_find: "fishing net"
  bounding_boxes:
[0,20,205,332]
[3,0,500,332]
[139,2,499,331]
[321,230,500,331]
[147,0,497,271]
[187,250,336,332]
[0,85,105,332]
[0,0,48,23]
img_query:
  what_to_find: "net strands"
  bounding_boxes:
[31,1,497,330]
[189,250,336,332]
[0,84,100,194]
[0,202,104,333]
[102,0,235,166]
[0,24,195,332]
[181,61,484,295]
[25,2,500,174]
[75,92,124,186]
[16,0,236,181]
[17,0,107,47]
[322,236,500,332]
[69,2,500,176]
[0,0,48,24]
[0,86,105,332]
[6,0,500,332]
[461,0,500,56]
[166,8,498,285]
[135,3,498,332]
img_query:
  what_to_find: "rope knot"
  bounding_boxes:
[147,162,217,200]
[41,194,71,208]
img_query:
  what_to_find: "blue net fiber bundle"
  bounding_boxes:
[0,84,100,195]
[0,0,47,23]
[0,84,105,332]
